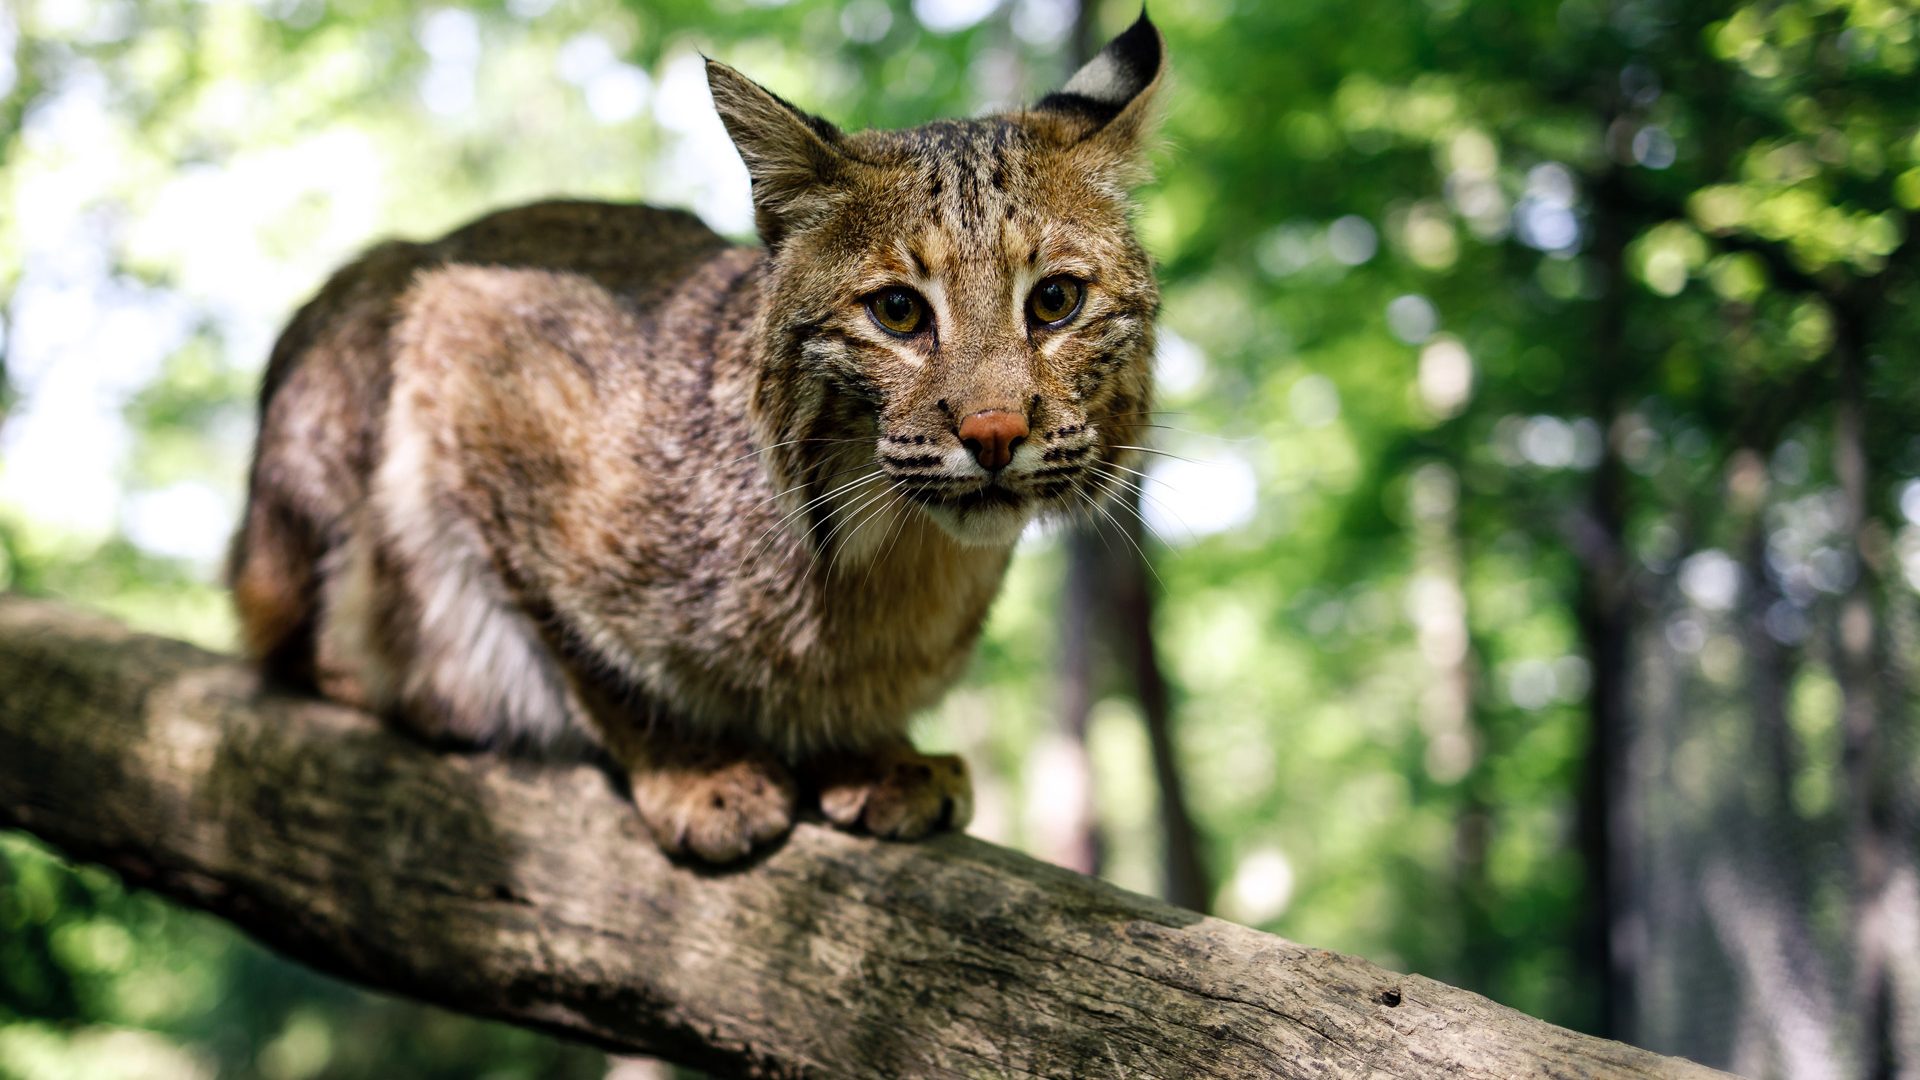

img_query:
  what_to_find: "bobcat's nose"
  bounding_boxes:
[958,409,1029,472]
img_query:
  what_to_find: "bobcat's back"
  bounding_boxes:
[229,200,731,690]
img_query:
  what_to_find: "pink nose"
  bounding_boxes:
[958,409,1029,472]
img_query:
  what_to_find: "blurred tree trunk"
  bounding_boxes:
[1112,489,1211,912]
[1041,0,1111,883]
[1049,0,1210,912]
[0,307,12,424]
[1833,325,1897,1079]
[1735,465,1797,815]
[1409,462,1493,995]
[1572,413,1633,1044]
[1045,526,1106,876]
[1056,493,1210,911]
[1572,162,1643,1043]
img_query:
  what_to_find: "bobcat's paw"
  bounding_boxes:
[814,743,972,841]
[632,753,797,863]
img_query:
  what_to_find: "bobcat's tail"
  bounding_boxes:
[227,488,323,688]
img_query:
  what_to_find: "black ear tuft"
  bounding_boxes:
[706,59,847,248]
[1034,12,1163,131]
[706,59,844,154]
[767,87,845,147]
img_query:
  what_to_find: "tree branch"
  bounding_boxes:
[0,596,1730,1079]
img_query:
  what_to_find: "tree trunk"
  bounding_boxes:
[1054,0,1208,912]
[1112,492,1211,912]
[0,595,1731,1079]
[1833,329,1897,1079]
[1573,165,1640,1042]
[1042,525,1105,876]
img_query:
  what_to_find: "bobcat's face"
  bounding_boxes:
[779,120,1157,547]
[713,17,1163,549]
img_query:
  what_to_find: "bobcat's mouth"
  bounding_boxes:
[897,474,1019,508]
[948,484,1024,511]
[909,479,1035,547]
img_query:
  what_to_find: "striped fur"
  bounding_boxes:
[228,16,1167,861]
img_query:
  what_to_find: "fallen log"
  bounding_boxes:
[0,596,1728,1078]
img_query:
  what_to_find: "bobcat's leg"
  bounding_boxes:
[807,739,973,841]
[597,720,798,863]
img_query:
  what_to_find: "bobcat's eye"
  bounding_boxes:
[867,287,928,336]
[1027,276,1084,327]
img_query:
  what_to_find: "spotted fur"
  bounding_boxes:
[228,16,1166,861]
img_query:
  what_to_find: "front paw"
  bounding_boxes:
[631,753,797,863]
[812,743,972,840]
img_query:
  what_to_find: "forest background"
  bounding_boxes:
[2,0,1918,1076]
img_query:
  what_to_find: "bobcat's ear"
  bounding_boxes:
[706,59,846,249]
[1028,12,1165,183]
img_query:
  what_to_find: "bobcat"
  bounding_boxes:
[228,16,1164,862]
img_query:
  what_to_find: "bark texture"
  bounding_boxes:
[0,596,1731,1079]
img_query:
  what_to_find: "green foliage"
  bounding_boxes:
[2,0,1917,1074]
[0,835,604,1079]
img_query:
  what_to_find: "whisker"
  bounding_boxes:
[1080,476,1167,588]
[1097,461,1192,526]
[661,435,880,481]
[807,482,900,587]
[1101,460,1172,488]
[755,469,882,550]
[1110,444,1208,466]
[860,482,916,590]
[822,486,905,586]
[1074,412,1252,442]
[1067,488,1121,560]
[747,458,881,513]
[741,469,885,572]
[1127,424,1260,443]
[1094,465,1196,544]
[1098,410,1197,423]
[1090,471,1186,558]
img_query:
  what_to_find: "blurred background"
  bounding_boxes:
[2,0,1917,1076]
